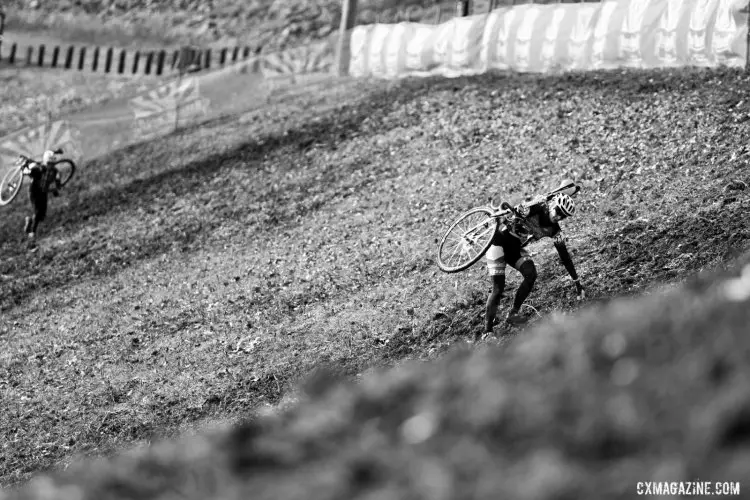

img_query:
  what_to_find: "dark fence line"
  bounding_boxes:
[359,0,595,25]
[0,41,263,76]
[0,0,608,77]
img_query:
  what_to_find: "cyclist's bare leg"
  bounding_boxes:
[484,273,506,334]
[510,260,537,314]
[483,245,508,338]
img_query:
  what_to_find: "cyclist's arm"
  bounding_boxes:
[552,233,580,282]
[22,161,40,177]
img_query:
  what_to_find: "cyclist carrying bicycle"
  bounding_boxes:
[483,181,585,337]
[22,148,64,243]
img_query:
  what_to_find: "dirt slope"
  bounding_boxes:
[8,252,750,500]
[1,66,749,492]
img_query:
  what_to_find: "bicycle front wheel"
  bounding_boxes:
[437,207,497,273]
[0,166,24,206]
[55,159,76,187]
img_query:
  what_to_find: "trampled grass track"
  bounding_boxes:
[1,67,750,494]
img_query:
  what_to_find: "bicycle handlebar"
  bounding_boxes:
[543,182,581,200]
[488,181,581,219]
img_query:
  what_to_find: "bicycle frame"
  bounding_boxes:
[464,207,510,236]
[451,208,507,262]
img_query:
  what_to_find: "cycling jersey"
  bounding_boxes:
[26,163,59,194]
[486,199,578,280]
[508,201,560,244]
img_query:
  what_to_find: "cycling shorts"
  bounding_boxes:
[485,230,531,276]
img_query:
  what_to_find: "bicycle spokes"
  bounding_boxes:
[439,211,495,270]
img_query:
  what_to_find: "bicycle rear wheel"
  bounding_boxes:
[437,207,497,273]
[0,166,24,206]
[55,159,76,187]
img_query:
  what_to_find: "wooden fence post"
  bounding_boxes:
[65,46,74,69]
[78,47,86,70]
[176,46,201,73]
[335,0,359,76]
[156,50,166,75]
[51,46,60,67]
[132,51,140,74]
[9,42,16,64]
[105,47,113,72]
[92,47,100,71]
[145,51,154,74]
[456,0,471,17]
[118,49,126,73]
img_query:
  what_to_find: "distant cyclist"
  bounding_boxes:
[22,148,64,244]
[483,181,585,339]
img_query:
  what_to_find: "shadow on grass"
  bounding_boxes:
[2,66,745,313]
[0,81,434,310]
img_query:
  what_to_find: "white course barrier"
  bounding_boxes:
[348,0,749,78]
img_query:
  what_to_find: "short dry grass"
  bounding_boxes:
[0,67,162,139]
[1,66,749,494]
[3,0,464,51]
[10,253,749,500]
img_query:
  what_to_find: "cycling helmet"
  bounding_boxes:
[42,150,58,165]
[550,193,576,218]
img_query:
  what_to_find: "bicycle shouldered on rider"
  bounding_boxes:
[482,179,585,341]
[22,148,65,247]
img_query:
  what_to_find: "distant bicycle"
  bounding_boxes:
[0,149,76,206]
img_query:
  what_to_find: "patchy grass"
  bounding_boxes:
[3,0,455,52]
[4,0,335,50]
[9,254,750,500]
[0,68,161,138]
[0,66,749,494]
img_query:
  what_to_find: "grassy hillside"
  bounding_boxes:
[4,0,367,50]
[3,0,533,50]
[1,65,749,492]
[7,252,750,500]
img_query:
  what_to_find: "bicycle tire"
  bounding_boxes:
[437,207,498,273]
[54,159,76,187]
[0,166,24,206]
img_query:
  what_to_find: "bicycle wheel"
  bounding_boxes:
[55,159,76,187]
[0,166,24,206]
[437,207,498,273]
